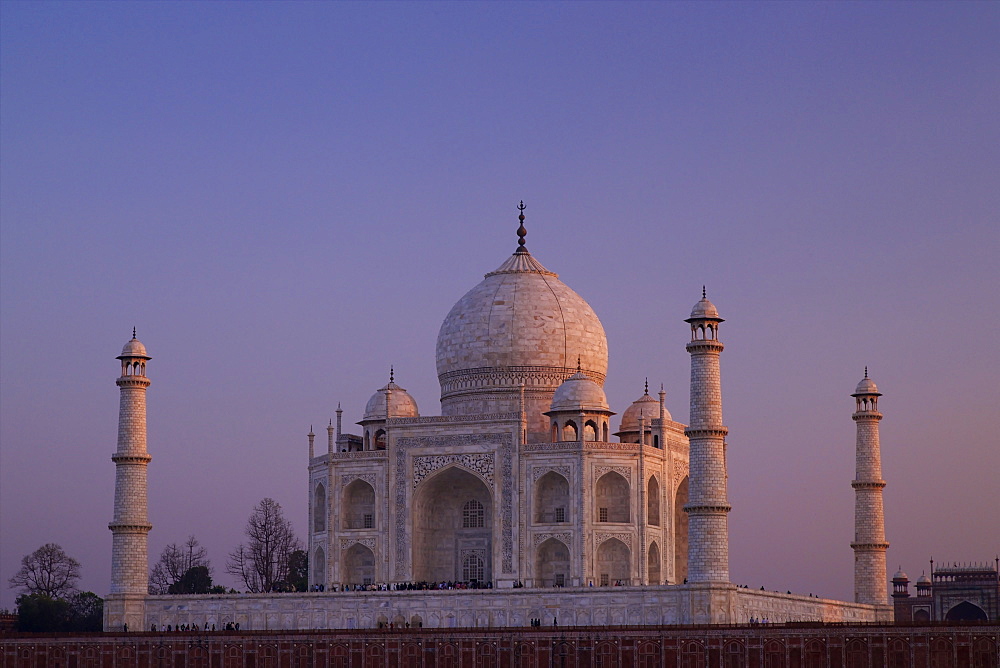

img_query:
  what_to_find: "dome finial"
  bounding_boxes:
[577,355,582,372]
[132,326,136,339]
[390,366,395,383]
[864,366,868,378]
[702,286,706,299]
[644,378,649,395]
[516,201,528,252]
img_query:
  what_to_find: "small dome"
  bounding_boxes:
[917,574,932,585]
[618,390,670,433]
[117,336,150,360]
[549,372,610,412]
[362,380,419,421]
[893,569,909,581]
[853,376,880,396]
[689,297,719,319]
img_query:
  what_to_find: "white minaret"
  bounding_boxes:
[106,330,152,630]
[851,368,889,605]
[684,289,730,583]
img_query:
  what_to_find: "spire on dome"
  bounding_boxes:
[644,378,649,395]
[702,286,706,299]
[390,366,394,383]
[516,201,528,252]
[577,355,582,373]
[865,366,869,379]
[132,326,136,339]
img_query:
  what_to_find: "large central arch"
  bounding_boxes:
[413,466,493,583]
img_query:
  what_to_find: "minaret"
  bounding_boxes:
[851,368,889,605]
[684,289,730,583]
[106,330,152,630]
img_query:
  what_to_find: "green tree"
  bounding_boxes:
[8,544,81,599]
[288,550,309,592]
[149,536,211,594]
[67,592,103,632]
[15,594,71,632]
[168,565,213,594]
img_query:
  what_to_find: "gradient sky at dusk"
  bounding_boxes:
[2,2,998,610]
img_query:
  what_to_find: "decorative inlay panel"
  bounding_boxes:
[531,466,571,483]
[594,465,630,481]
[674,461,689,486]
[413,453,495,488]
[341,473,376,488]
[340,537,376,551]
[532,532,572,548]
[595,532,633,549]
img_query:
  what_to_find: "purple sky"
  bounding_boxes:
[2,2,998,610]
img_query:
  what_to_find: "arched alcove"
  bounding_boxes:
[534,471,570,524]
[595,471,630,523]
[343,543,374,586]
[946,601,988,621]
[647,476,660,526]
[674,475,689,583]
[343,479,375,530]
[535,538,570,587]
[313,483,327,532]
[313,547,326,586]
[413,467,493,583]
[562,420,578,441]
[596,538,631,585]
[648,541,661,585]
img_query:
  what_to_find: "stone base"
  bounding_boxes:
[129,584,891,631]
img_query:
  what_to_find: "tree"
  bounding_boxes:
[149,536,210,594]
[169,565,213,595]
[67,591,103,632]
[8,543,81,599]
[15,591,103,632]
[227,498,300,593]
[288,550,309,592]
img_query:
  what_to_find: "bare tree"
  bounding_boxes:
[8,543,81,598]
[148,536,210,594]
[227,498,300,593]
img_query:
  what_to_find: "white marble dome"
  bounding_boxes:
[118,336,150,359]
[549,371,610,413]
[436,249,609,383]
[854,375,880,396]
[362,380,419,421]
[618,389,670,433]
[688,295,721,320]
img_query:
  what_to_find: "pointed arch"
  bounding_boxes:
[674,475,689,583]
[343,543,374,586]
[647,475,660,526]
[343,479,375,530]
[562,420,578,441]
[534,471,570,524]
[596,538,631,585]
[647,541,661,585]
[413,466,493,583]
[595,471,630,523]
[312,547,326,587]
[313,483,327,532]
[535,537,570,587]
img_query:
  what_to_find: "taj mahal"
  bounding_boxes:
[103,205,894,631]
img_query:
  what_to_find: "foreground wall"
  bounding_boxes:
[131,584,889,632]
[3,623,997,668]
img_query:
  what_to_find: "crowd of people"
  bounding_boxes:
[311,580,496,592]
